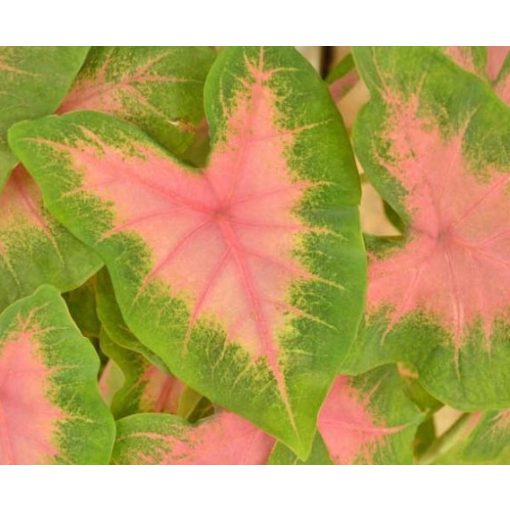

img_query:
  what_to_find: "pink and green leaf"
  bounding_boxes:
[0,47,89,188]
[0,284,114,464]
[445,47,510,103]
[9,46,365,458]
[99,329,195,419]
[0,165,102,313]
[111,410,274,465]
[59,47,216,161]
[345,46,510,410]
[269,365,422,464]
[326,53,359,103]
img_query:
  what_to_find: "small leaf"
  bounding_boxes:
[112,410,275,465]
[326,53,359,102]
[0,165,102,313]
[99,329,189,419]
[347,46,510,410]
[9,46,365,458]
[0,285,114,464]
[268,365,422,464]
[59,47,216,160]
[0,47,89,187]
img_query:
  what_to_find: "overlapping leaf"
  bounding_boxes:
[59,47,216,162]
[0,47,89,188]
[9,46,365,458]
[445,46,510,105]
[0,285,114,464]
[269,365,422,464]
[327,53,359,103]
[112,410,275,465]
[344,46,510,410]
[100,330,200,419]
[0,165,102,313]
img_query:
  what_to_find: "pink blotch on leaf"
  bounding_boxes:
[137,411,274,465]
[0,329,64,464]
[368,94,510,351]
[318,376,402,464]
[140,366,185,413]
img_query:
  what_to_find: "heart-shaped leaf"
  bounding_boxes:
[0,165,102,313]
[345,46,510,410]
[9,46,365,458]
[0,284,114,464]
[0,47,89,188]
[58,47,216,162]
[269,365,422,464]
[112,410,275,465]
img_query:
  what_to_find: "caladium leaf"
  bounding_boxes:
[59,47,216,160]
[0,46,89,188]
[99,330,193,419]
[0,284,114,464]
[269,365,422,464]
[445,46,510,107]
[112,410,275,465]
[9,46,365,458]
[0,165,102,313]
[344,46,510,410]
[326,53,359,103]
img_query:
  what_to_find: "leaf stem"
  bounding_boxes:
[417,412,472,464]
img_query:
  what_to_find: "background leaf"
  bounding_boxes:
[0,284,114,464]
[345,46,510,410]
[0,46,89,188]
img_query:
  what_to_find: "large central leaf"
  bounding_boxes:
[9,47,365,458]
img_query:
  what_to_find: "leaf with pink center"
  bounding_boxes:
[9,47,365,458]
[59,47,216,162]
[343,46,510,410]
[0,165,102,313]
[0,47,89,188]
[0,284,115,464]
[111,410,275,465]
[269,365,422,464]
